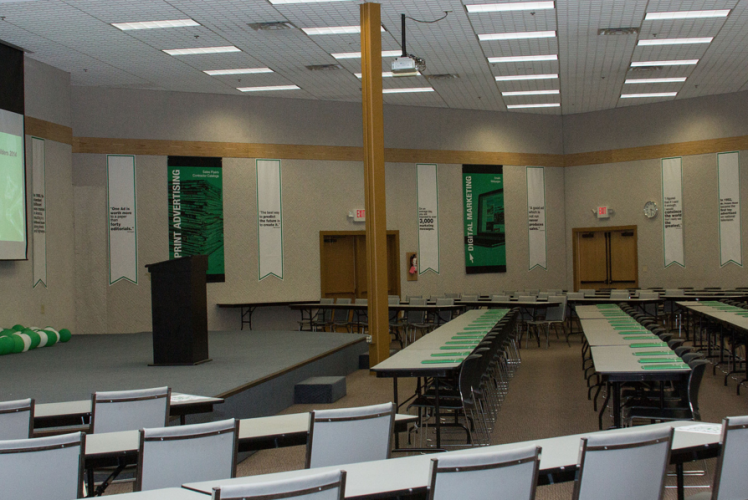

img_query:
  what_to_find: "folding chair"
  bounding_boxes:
[91,386,171,433]
[687,415,748,499]
[136,418,239,491]
[0,398,34,439]
[212,470,346,500]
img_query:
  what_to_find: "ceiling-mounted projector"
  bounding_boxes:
[392,56,419,77]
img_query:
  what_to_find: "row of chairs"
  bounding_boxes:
[0,388,400,499]
[408,311,520,447]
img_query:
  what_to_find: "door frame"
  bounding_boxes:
[572,225,638,291]
[319,230,401,298]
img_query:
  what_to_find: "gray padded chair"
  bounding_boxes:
[91,386,171,434]
[136,418,239,491]
[492,294,510,302]
[572,426,673,500]
[329,298,352,332]
[434,297,454,325]
[306,402,395,468]
[0,398,34,439]
[610,289,629,300]
[687,415,748,500]
[212,470,346,500]
[0,431,85,499]
[428,445,541,500]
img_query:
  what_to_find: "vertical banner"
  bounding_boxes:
[31,137,46,287]
[256,159,283,280]
[107,155,138,284]
[526,166,547,270]
[462,165,506,274]
[662,157,685,268]
[168,156,225,282]
[718,152,742,267]
[416,163,439,274]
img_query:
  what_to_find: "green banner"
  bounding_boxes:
[463,165,506,274]
[168,157,225,282]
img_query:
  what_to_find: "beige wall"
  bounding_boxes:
[564,152,748,289]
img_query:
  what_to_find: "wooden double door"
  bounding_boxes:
[319,231,400,299]
[573,226,638,291]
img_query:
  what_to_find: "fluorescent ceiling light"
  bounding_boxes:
[631,59,698,67]
[383,87,434,94]
[638,37,712,46]
[302,26,385,35]
[332,50,402,59]
[204,68,273,76]
[238,85,300,92]
[269,0,354,3]
[502,90,559,96]
[112,19,199,31]
[495,74,557,81]
[489,54,557,63]
[621,92,677,98]
[163,46,240,56]
[507,103,560,109]
[645,10,730,20]
[467,2,555,13]
[479,31,555,41]
[625,77,687,84]
[355,71,420,78]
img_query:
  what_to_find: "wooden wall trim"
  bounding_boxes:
[24,117,73,145]
[384,148,564,167]
[564,134,748,167]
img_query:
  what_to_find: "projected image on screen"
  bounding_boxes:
[478,189,504,235]
[0,129,25,242]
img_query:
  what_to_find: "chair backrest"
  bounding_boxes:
[710,415,748,500]
[686,360,708,420]
[664,289,680,296]
[0,398,34,440]
[136,418,238,492]
[388,296,400,306]
[212,470,346,500]
[537,292,549,300]
[546,296,567,321]
[492,295,509,302]
[91,386,171,434]
[579,289,595,297]
[428,445,541,500]
[610,290,629,299]
[572,426,673,500]
[0,432,85,500]
[356,298,367,305]
[320,298,334,304]
[461,294,478,301]
[435,298,454,322]
[518,295,535,302]
[406,295,422,301]
[409,297,426,305]
[335,298,352,304]
[435,298,453,305]
[306,402,395,468]
[566,292,583,299]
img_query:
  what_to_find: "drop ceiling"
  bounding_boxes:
[1,0,747,115]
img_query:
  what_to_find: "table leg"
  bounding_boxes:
[434,380,441,449]
[393,377,399,449]
[676,462,685,500]
[612,381,621,428]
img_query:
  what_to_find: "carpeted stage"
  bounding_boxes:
[0,330,368,423]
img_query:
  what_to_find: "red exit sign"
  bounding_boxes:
[597,206,610,219]
[354,209,366,222]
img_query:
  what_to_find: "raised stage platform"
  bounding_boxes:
[0,330,368,424]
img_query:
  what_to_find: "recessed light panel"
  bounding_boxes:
[269,0,355,3]
[507,103,560,109]
[495,74,558,81]
[164,46,240,56]
[631,60,698,67]
[645,10,730,21]
[302,26,385,35]
[466,2,554,13]
[383,87,434,94]
[489,55,557,63]
[624,77,686,84]
[479,31,556,41]
[355,72,421,78]
[621,92,677,98]
[112,19,199,31]
[332,50,402,59]
[204,68,273,76]
[638,37,712,46]
[238,85,300,92]
[502,90,559,96]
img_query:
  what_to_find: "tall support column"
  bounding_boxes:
[360,2,389,366]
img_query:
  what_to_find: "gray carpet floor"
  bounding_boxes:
[0,331,362,403]
[105,334,748,498]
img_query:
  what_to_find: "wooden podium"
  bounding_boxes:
[145,256,211,366]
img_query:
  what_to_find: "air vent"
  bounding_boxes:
[305,64,342,71]
[630,66,663,72]
[426,73,460,80]
[248,21,295,31]
[598,27,640,36]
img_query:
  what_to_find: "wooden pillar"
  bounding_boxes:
[360,2,389,366]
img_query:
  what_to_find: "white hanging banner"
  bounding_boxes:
[107,155,138,284]
[417,164,439,274]
[662,157,685,268]
[257,159,283,280]
[526,166,547,270]
[31,137,47,288]
[718,152,742,267]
